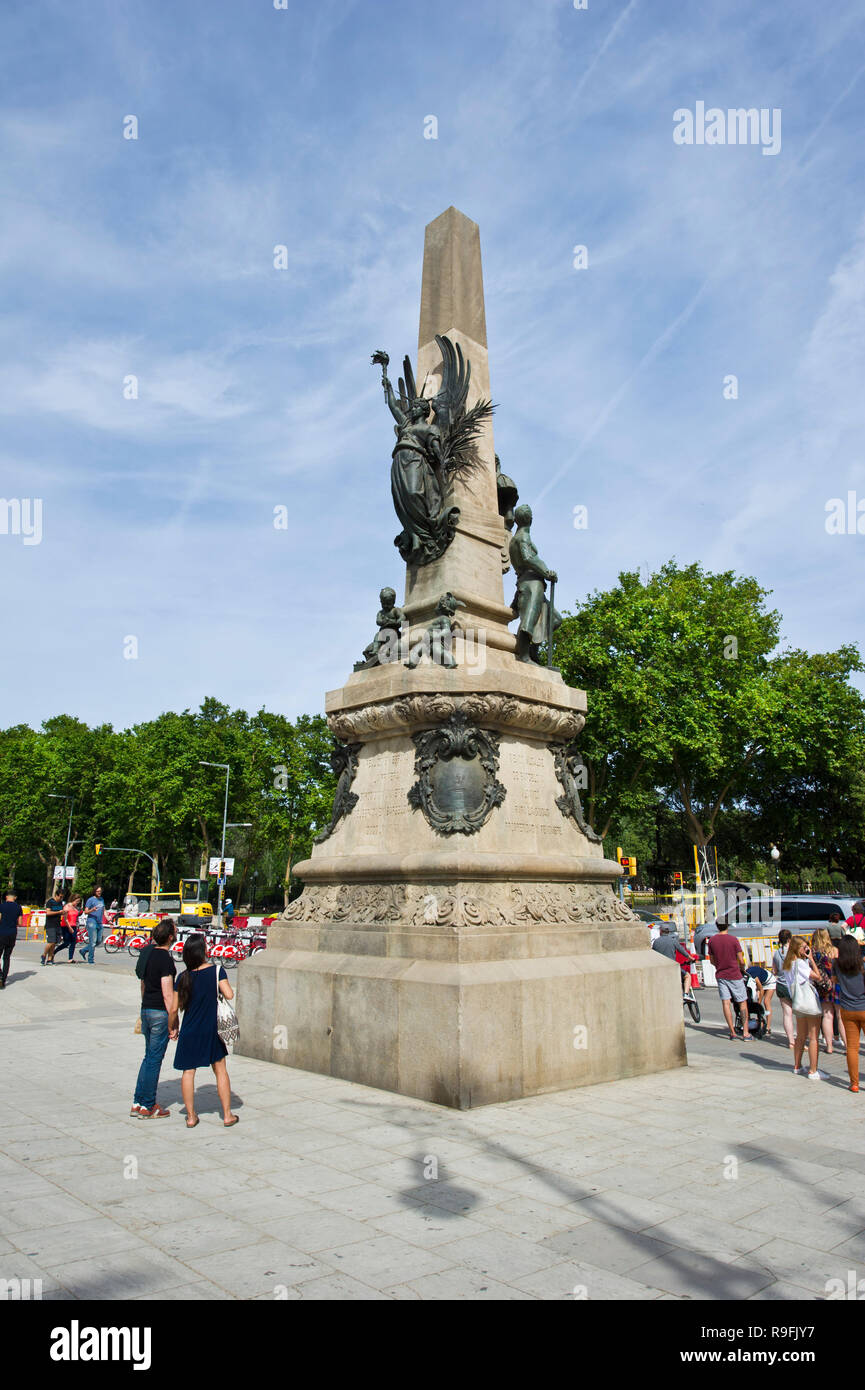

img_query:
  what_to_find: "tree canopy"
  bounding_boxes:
[555,561,865,884]
[0,702,335,907]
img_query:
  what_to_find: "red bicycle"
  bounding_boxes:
[206,928,267,968]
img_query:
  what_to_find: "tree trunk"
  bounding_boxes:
[126,855,140,895]
[197,817,211,881]
[236,857,249,907]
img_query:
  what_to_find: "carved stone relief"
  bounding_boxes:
[328,693,585,743]
[281,880,639,928]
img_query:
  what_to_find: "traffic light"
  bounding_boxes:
[95,843,102,856]
[620,856,637,877]
[672,871,683,887]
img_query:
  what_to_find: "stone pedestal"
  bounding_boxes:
[235,207,686,1106]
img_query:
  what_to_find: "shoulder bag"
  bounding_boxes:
[215,963,240,1046]
[791,964,821,1016]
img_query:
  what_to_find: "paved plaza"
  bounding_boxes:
[2,941,865,1301]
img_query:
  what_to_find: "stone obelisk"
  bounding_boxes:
[236,207,685,1108]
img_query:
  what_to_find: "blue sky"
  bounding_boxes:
[1,0,863,728]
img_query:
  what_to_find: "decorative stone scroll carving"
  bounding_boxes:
[508,884,636,924]
[413,891,506,927]
[313,742,362,844]
[549,742,603,844]
[407,711,506,835]
[327,693,585,743]
[280,880,639,928]
[283,883,407,923]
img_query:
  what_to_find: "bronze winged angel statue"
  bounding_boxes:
[371,335,493,566]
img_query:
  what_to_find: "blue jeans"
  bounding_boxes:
[85,919,102,962]
[55,926,76,960]
[134,1009,170,1110]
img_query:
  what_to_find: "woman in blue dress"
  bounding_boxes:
[173,934,238,1128]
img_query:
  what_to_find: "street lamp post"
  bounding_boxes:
[770,844,780,891]
[225,822,252,919]
[48,793,74,889]
[199,762,231,926]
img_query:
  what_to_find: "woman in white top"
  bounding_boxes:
[782,935,825,1080]
[772,930,795,1049]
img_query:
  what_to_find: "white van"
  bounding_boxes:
[696,894,858,951]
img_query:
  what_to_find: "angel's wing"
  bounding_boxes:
[430,335,470,433]
[429,335,494,480]
[397,355,418,413]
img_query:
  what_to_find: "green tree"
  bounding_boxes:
[556,562,781,847]
[249,711,335,905]
[0,702,339,909]
[744,646,865,878]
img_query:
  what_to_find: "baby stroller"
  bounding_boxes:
[734,969,768,1040]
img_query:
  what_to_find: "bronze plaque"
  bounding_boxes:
[429,755,486,817]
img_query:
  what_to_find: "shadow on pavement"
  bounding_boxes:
[2,970,38,986]
[330,1077,864,1299]
[153,1078,244,1117]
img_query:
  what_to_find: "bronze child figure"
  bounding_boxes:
[355,587,405,670]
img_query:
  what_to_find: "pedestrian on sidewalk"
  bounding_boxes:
[0,889,22,989]
[810,927,838,1054]
[707,918,752,1041]
[41,889,65,966]
[772,929,796,1049]
[83,885,105,963]
[782,935,825,1080]
[834,935,865,1092]
[55,895,81,962]
[132,918,178,1118]
[652,923,688,992]
[845,902,865,944]
[173,933,238,1129]
[744,962,771,1035]
[826,912,846,1040]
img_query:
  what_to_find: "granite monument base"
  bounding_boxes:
[235,919,686,1109]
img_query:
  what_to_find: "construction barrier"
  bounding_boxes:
[22,910,45,941]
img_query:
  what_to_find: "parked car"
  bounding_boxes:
[695,893,858,954]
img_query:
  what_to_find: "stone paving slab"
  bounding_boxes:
[1,948,864,1300]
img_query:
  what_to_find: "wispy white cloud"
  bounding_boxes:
[2,0,864,726]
